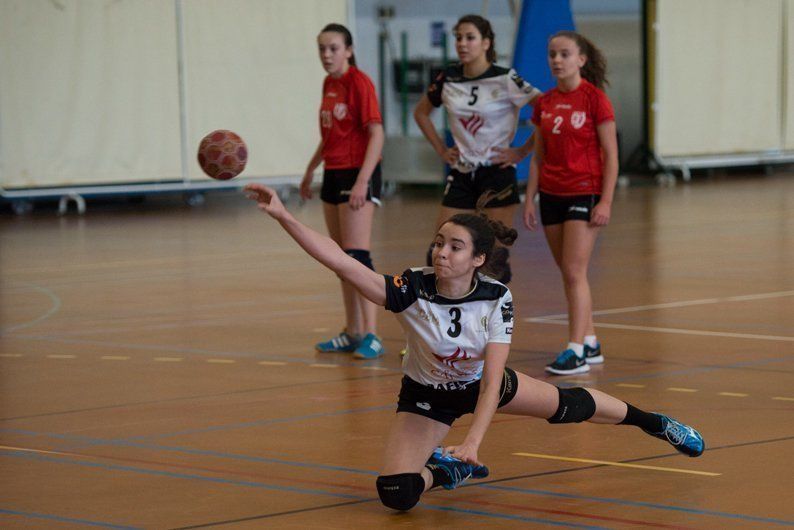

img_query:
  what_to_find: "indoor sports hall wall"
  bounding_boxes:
[651,0,793,157]
[0,0,346,190]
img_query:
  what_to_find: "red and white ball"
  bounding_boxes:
[197,129,247,180]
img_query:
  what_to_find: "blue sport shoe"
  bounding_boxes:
[644,414,705,457]
[584,342,604,364]
[353,333,384,359]
[426,448,489,490]
[545,349,590,375]
[315,331,359,353]
[427,447,489,481]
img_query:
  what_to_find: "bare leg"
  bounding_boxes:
[323,202,357,334]
[381,412,450,491]
[560,221,599,344]
[338,202,377,335]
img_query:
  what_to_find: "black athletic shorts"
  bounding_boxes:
[396,367,519,426]
[539,192,601,226]
[442,166,520,209]
[320,164,382,205]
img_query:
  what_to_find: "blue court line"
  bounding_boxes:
[0,451,605,528]
[4,427,793,526]
[1,427,378,475]
[0,508,141,530]
[478,485,794,527]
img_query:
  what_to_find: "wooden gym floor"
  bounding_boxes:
[1,173,793,529]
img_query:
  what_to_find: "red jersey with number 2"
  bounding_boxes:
[532,79,614,196]
[319,66,382,169]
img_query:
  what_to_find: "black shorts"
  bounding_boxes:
[396,367,519,426]
[320,164,382,205]
[442,166,520,209]
[539,192,601,226]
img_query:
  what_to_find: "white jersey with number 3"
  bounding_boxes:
[384,267,514,388]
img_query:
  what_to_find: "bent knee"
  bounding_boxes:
[376,473,424,511]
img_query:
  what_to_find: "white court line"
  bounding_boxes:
[524,319,794,342]
[526,290,794,321]
[2,282,62,334]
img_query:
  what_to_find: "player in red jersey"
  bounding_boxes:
[523,31,619,375]
[301,24,385,359]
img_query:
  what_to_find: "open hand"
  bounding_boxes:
[244,183,286,220]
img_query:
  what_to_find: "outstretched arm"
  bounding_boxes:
[245,184,386,306]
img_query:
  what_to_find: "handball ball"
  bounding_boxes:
[197,129,247,180]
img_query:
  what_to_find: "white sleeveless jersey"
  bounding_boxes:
[427,64,541,172]
[384,267,514,388]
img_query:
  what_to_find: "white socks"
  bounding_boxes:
[584,335,598,348]
[567,342,584,358]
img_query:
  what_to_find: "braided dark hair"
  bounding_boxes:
[551,30,608,89]
[321,23,356,67]
[454,14,497,64]
[445,192,517,280]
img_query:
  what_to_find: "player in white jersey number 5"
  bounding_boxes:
[246,183,705,513]
[415,14,542,283]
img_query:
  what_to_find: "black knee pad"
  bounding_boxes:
[376,473,424,511]
[345,248,374,271]
[547,387,596,424]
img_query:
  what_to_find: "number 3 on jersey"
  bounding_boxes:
[447,307,462,337]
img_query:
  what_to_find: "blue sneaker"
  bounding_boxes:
[353,333,384,359]
[427,447,489,480]
[644,414,705,457]
[584,342,604,364]
[545,349,590,375]
[426,448,490,490]
[315,331,358,353]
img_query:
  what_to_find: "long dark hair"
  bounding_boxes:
[320,23,356,67]
[551,30,608,88]
[444,203,517,281]
[454,14,497,64]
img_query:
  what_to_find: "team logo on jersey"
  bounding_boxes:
[510,71,533,94]
[433,347,471,369]
[501,302,514,323]
[392,275,409,294]
[480,316,488,330]
[571,111,586,129]
[418,308,439,325]
[333,103,348,120]
[506,326,513,335]
[459,113,485,136]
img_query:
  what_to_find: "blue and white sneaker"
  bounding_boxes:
[426,447,490,490]
[584,342,604,364]
[315,331,359,353]
[353,333,384,359]
[427,447,489,481]
[644,414,705,457]
[545,349,590,375]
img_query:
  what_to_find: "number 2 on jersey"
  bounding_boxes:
[447,307,462,337]
[552,115,563,134]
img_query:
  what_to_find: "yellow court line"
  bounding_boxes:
[258,361,287,366]
[309,363,339,368]
[718,392,748,397]
[773,396,794,401]
[206,359,235,364]
[616,383,646,388]
[101,356,130,361]
[153,357,183,362]
[668,387,698,393]
[512,452,720,476]
[47,354,76,359]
